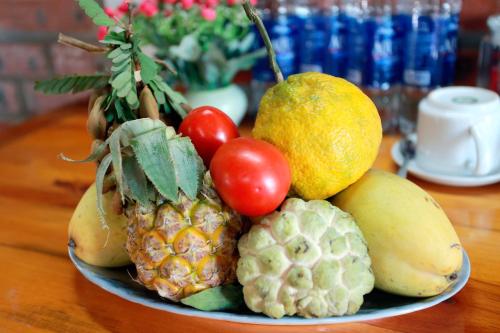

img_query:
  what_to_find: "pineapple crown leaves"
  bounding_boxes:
[34,0,189,122]
[60,118,205,228]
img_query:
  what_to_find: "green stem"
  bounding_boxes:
[242,1,284,83]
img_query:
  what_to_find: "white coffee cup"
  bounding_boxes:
[416,86,500,176]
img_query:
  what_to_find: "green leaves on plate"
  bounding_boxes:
[180,285,245,312]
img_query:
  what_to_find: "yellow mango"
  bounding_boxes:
[332,169,462,297]
[68,183,131,267]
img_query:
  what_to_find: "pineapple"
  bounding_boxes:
[126,173,243,301]
[63,118,243,302]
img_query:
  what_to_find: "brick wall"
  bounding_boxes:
[0,0,104,123]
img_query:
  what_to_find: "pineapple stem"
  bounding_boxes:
[242,1,284,83]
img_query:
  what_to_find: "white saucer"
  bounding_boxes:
[391,136,500,187]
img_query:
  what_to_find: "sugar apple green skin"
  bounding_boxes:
[236,198,374,319]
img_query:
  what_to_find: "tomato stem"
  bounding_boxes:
[242,1,284,83]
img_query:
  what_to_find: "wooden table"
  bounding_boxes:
[0,103,499,333]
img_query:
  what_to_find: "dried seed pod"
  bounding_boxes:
[139,86,160,120]
[107,121,119,138]
[111,189,123,215]
[87,91,101,114]
[87,96,107,140]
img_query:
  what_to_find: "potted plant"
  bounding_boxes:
[105,0,264,124]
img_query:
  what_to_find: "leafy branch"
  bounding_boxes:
[34,75,109,94]
[76,0,115,27]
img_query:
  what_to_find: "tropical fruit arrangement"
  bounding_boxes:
[37,0,463,319]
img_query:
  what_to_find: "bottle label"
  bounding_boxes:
[401,14,440,88]
[365,15,400,88]
[403,69,432,86]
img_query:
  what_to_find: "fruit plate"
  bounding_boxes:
[69,248,470,326]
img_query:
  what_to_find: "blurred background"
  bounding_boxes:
[0,0,498,125]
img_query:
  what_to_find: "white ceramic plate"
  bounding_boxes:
[69,248,470,326]
[392,136,500,187]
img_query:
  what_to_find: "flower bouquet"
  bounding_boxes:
[105,0,265,123]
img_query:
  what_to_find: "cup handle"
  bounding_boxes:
[469,122,492,176]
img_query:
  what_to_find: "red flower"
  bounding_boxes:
[205,0,219,7]
[117,1,129,13]
[181,0,194,10]
[139,0,159,17]
[104,7,115,18]
[200,6,216,21]
[97,26,108,41]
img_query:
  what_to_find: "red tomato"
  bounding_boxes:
[179,106,239,166]
[210,137,291,217]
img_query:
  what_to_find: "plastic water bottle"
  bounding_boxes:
[364,0,401,133]
[324,0,348,77]
[344,0,367,86]
[398,0,441,134]
[477,15,500,93]
[437,0,462,86]
[250,0,300,114]
[344,0,400,132]
[298,0,328,72]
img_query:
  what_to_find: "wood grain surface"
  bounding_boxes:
[0,104,499,333]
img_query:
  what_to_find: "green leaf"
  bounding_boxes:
[152,76,188,118]
[117,81,132,98]
[126,90,140,109]
[112,51,132,63]
[76,0,115,27]
[59,139,108,164]
[112,70,132,90]
[149,84,166,105]
[168,137,203,200]
[101,31,126,45]
[137,52,158,84]
[122,156,154,207]
[130,129,178,201]
[122,104,138,121]
[108,130,124,202]
[120,43,132,50]
[222,48,266,85]
[34,75,109,94]
[95,153,113,227]
[107,47,125,59]
[180,285,244,311]
[111,60,131,73]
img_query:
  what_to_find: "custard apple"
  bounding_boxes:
[236,198,374,318]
